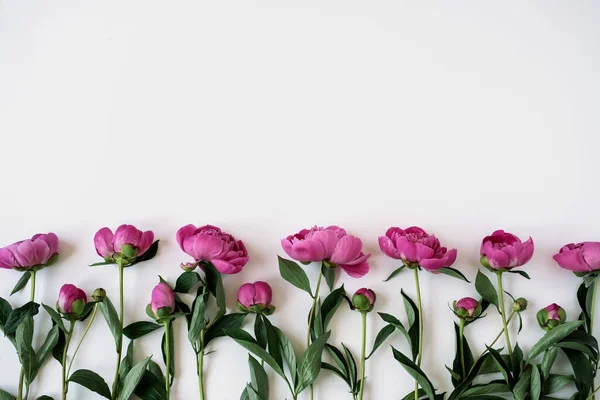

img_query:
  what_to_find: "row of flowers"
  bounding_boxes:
[0,225,598,400]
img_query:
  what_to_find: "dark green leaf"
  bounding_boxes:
[10,272,31,296]
[32,325,60,380]
[325,344,348,379]
[174,271,201,293]
[0,389,15,400]
[134,369,167,400]
[485,346,513,386]
[513,367,532,400]
[274,327,297,382]
[462,383,510,396]
[0,297,13,329]
[320,285,345,331]
[342,344,357,389]
[129,240,159,266]
[79,302,96,322]
[42,304,66,333]
[321,263,335,292]
[188,293,208,343]
[554,341,597,360]
[378,312,411,344]
[88,261,116,267]
[543,374,575,395]
[278,256,312,297]
[447,354,492,400]
[15,314,35,384]
[4,302,39,335]
[117,357,152,400]
[321,362,348,382]
[367,324,395,359]
[392,347,436,400]
[248,355,269,400]
[69,369,112,399]
[438,267,470,282]
[531,364,541,400]
[118,341,134,389]
[226,328,286,380]
[161,322,174,384]
[384,265,405,282]
[563,348,593,394]
[451,322,473,386]
[262,315,283,369]
[295,331,331,393]
[123,321,162,340]
[511,343,523,376]
[527,322,584,361]
[475,270,498,308]
[35,397,52,400]
[204,313,246,346]
[99,297,122,351]
[254,315,268,350]
[146,359,165,386]
[507,270,531,279]
[541,348,558,380]
[401,290,420,361]
[52,326,66,365]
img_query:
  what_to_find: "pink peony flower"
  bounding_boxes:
[553,242,600,273]
[378,226,457,271]
[237,281,275,315]
[57,284,87,316]
[94,225,154,261]
[0,233,59,270]
[177,224,249,274]
[149,282,175,319]
[281,226,370,278]
[480,230,534,270]
[455,297,479,316]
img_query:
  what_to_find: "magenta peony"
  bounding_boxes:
[480,230,534,270]
[553,242,600,273]
[0,233,59,271]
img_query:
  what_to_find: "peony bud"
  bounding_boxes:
[92,288,106,302]
[57,284,87,319]
[147,282,176,321]
[94,225,155,265]
[180,262,198,272]
[237,282,275,315]
[513,297,528,312]
[352,288,376,312]
[537,303,566,331]
[453,297,482,321]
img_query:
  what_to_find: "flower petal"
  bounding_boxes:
[330,236,363,265]
[176,224,197,250]
[378,236,401,259]
[339,261,370,278]
[553,248,590,272]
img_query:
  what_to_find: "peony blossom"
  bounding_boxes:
[553,242,600,273]
[480,230,534,270]
[281,226,370,278]
[237,281,275,314]
[177,224,248,274]
[0,233,59,271]
[57,284,87,316]
[148,282,175,319]
[378,226,457,271]
[94,225,154,261]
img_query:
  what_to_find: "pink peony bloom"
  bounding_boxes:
[455,297,479,316]
[57,284,87,315]
[177,224,249,274]
[378,226,457,271]
[0,233,59,270]
[238,281,273,308]
[150,282,175,318]
[281,226,370,278]
[553,242,600,273]
[480,230,534,270]
[94,225,154,260]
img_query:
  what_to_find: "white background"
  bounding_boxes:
[1,1,599,399]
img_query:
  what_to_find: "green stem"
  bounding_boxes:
[18,271,37,400]
[307,266,324,400]
[62,321,75,400]
[359,311,367,400]
[496,272,513,357]
[197,284,208,400]
[67,305,98,377]
[414,268,423,400]
[164,321,171,400]
[111,262,125,400]
[587,384,600,400]
[459,319,466,378]
[590,277,599,399]
[467,311,515,376]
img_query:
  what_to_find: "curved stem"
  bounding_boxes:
[414,268,423,400]
[62,321,75,400]
[164,321,171,400]
[359,311,367,400]
[307,266,324,400]
[459,319,466,378]
[496,272,513,357]
[18,271,37,400]
[67,305,98,377]
[111,262,125,400]
[467,311,515,376]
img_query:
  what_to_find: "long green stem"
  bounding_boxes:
[111,262,125,400]
[67,305,98,377]
[307,267,324,400]
[414,268,423,400]
[359,311,367,400]
[587,384,600,400]
[197,285,208,400]
[18,271,37,400]
[496,272,513,357]
[164,321,171,400]
[458,319,466,378]
[590,277,598,400]
[62,321,75,400]
[467,311,515,376]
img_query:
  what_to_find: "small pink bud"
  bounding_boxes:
[57,284,87,318]
[537,303,566,331]
[453,297,482,321]
[352,288,376,312]
[149,282,175,320]
[237,282,275,315]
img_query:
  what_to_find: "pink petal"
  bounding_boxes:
[517,238,534,266]
[287,239,326,262]
[487,249,510,269]
[553,248,590,272]
[176,224,197,250]
[13,241,35,266]
[330,236,363,265]
[253,281,273,305]
[137,231,155,256]
[192,235,225,261]
[237,283,256,307]
[405,226,427,235]
[211,259,243,274]
[114,225,142,252]
[37,233,59,255]
[419,258,446,271]
[30,239,51,265]
[395,236,417,261]
[378,236,401,259]
[340,260,370,278]
[94,227,115,258]
[443,248,458,267]
[0,248,18,269]
[582,242,600,270]
[310,230,340,259]
[415,243,434,261]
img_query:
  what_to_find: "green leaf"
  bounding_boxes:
[117,357,152,400]
[401,389,426,400]
[563,348,593,394]
[4,302,39,335]
[129,240,159,266]
[99,297,122,351]
[475,270,498,308]
[320,285,345,331]
[462,383,510,396]
[295,331,331,394]
[530,364,541,400]
[511,343,523,376]
[378,312,411,345]
[342,344,357,389]
[447,354,491,400]
[401,290,420,361]
[16,313,35,384]
[188,293,208,343]
[384,265,406,282]
[392,347,436,400]
[118,341,134,390]
[527,321,584,361]
[278,256,312,297]
[123,321,162,340]
[274,327,297,383]
[541,348,558,380]
[174,271,201,293]
[69,369,112,399]
[543,374,574,395]
[88,261,116,267]
[554,341,597,360]
[146,359,165,386]
[321,263,335,292]
[134,369,167,400]
[254,314,268,350]
[42,304,66,333]
[0,297,13,329]
[507,270,530,279]
[35,397,53,400]
[451,322,473,386]
[485,346,513,386]
[10,271,31,296]
[512,367,532,400]
[226,328,287,380]
[438,267,470,282]
[248,355,269,400]
[321,362,348,382]
[52,327,66,365]
[204,313,246,346]
[161,322,175,384]
[32,325,60,380]
[0,390,15,400]
[367,324,395,359]
[262,315,283,369]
